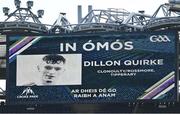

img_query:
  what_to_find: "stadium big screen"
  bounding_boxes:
[6,31,179,104]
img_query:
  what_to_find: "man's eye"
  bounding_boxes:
[45,66,52,70]
[54,67,61,71]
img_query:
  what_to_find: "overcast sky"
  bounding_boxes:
[0,0,171,91]
[0,0,168,24]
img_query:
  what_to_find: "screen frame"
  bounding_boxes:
[5,30,179,105]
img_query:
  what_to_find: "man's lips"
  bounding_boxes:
[43,75,56,84]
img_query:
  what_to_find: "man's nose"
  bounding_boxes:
[49,68,56,74]
[47,75,54,79]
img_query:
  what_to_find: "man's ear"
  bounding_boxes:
[37,65,40,72]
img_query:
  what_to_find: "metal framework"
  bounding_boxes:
[145,3,180,30]
[73,8,151,32]
[0,0,48,34]
[49,13,72,34]
[1,1,180,34]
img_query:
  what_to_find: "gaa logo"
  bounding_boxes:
[150,35,171,43]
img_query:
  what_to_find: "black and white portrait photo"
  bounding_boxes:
[16,54,82,86]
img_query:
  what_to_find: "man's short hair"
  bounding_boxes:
[42,54,66,64]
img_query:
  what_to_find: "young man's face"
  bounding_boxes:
[40,62,65,85]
